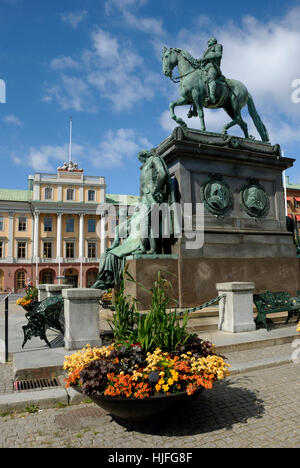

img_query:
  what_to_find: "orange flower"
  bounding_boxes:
[186,383,197,396]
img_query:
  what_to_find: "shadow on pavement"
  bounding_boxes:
[111,377,265,436]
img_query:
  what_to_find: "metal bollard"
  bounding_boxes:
[5,296,8,362]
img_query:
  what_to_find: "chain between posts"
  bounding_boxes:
[176,294,226,317]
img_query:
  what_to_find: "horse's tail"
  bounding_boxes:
[247,94,269,142]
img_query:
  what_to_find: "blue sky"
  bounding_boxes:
[1,0,300,195]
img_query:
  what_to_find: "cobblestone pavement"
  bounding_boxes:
[0,362,299,448]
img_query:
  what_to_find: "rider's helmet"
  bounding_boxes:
[207,37,217,46]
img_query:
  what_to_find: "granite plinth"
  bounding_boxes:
[124,256,300,309]
[123,130,299,309]
[124,256,179,310]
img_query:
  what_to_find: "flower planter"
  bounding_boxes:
[73,385,204,421]
[22,301,38,313]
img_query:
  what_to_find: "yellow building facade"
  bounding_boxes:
[0,161,137,292]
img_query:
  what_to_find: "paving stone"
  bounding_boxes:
[0,362,299,448]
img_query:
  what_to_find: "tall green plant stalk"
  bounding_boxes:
[126,270,191,353]
[108,269,138,345]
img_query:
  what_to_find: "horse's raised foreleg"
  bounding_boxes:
[169,96,189,128]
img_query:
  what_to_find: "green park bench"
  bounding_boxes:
[253,291,300,330]
[22,296,65,348]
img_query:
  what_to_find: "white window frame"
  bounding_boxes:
[18,216,27,232]
[44,216,53,232]
[66,217,75,233]
[17,240,27,259]
[44,187,53,200]
[87,240,97,259]
[88,190,95,202]
[43,241,53,259]
[87,217,96,233]
[66,188,74,201]
[65,241,76,259]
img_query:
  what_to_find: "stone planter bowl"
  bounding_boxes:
[74,386,204,421]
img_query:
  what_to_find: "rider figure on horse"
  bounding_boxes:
[187,36,224,118]
[200,37,223,105]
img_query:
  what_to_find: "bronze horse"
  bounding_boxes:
[162,47,269,142]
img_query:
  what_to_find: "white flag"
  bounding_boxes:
[0,80,6,103]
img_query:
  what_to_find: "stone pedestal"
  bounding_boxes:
[122,129,300,308]
[46,284,72,298]
[156,128,300,307]
[37,284,47,302]
[62,289,102,351]
[124,255,179,310]
[38,284,73,301]
[216,282,256,333]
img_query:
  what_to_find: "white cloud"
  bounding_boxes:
[87,128,153,168]
[50,56,81,71]
[13,144,69,172]
[61,10,87,29]
[2,114,23,127]
[122,10,165,36]
[12,129,153,172]
[105,0,165,36]
[46,27,159,112]
[43,75,96,113]
[105,0,147,13]
[159,7,300,143]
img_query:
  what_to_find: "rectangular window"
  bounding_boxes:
[88,190,95,201]
[18,217,27,232]
[66,242,75,259]
[67,189,74,201]
[66,217,74,233]
[88,218,96,233]
[0,216,3,231]
[295,198,300,208]
[43,242,52,259]
[17,241,26,259]
[44,217,53,232]
[0,241,3,258]
[88,242,96,258]
[45,187,52,200]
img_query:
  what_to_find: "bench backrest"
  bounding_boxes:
[253,291,292,311]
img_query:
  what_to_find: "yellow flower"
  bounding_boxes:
[170,370,179,381]
[162,384,169,392]
[167,378,174,386]
[155,384,161,392]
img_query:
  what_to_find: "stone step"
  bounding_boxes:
[187,316,219,332]
[99,306,220,320]
[102,307,298,333]
[199,324,299,354]
[186,311,299,332]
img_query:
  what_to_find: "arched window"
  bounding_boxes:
[16,271,26,290]
[0,269,4,292]
[87,270,98,288]
[40,270,54,284]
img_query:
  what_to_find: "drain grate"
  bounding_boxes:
[14,377,60,392]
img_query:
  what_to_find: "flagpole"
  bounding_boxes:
[69,117,72,163]
[282,149,288,216]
